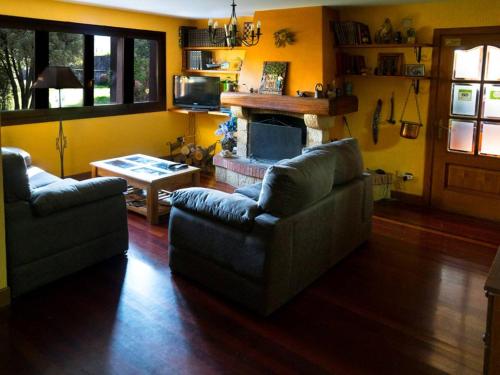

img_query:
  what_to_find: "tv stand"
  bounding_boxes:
[169,107,230,145]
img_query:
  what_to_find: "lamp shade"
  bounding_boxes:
[33,66,83,89]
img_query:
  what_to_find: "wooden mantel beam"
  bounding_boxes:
[220,92,358,116]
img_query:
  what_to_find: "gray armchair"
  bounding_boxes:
[2,147,129,297]
[169,138,372,315]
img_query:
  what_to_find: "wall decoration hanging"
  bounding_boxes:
[274,29,296,48]
[259,61,288,95]
[399,81,423,139]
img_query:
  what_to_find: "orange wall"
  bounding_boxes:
[0,0,194,176]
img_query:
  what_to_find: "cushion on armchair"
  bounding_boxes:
[171,187,260,231]
[258,149,336,217]
[31,177,127,216]
[2,148,31,203]
[234,182,262,201]
[303,138,364,185]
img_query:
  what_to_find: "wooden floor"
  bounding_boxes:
[1,181,499,374]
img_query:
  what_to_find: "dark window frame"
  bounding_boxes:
[0,15,166,126]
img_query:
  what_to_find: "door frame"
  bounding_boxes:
[423,26,500,205]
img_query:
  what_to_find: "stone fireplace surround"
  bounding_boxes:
[214,93,358,187]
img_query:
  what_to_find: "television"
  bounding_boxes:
[173,75,220,110]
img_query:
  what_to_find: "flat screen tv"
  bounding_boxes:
[173,75,220,110]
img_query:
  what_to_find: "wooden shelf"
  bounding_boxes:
[169,107,230,117]
[337,43,434,49]
[183,69,241,74]
[182,46,247,51]
[220,92,358,116]
[342,74,432,80]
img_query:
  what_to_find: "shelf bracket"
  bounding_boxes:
[413,79,420,94]
[414,46,423,63]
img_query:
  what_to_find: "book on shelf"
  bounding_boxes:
[333,21,371,46]
[186,50,213,70]
[336,53,367,75]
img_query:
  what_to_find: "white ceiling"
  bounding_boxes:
[57,0,440,19]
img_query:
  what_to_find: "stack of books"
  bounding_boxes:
[187,28,228,47]
[186,51,213,70]
[333,22,371,45]
[337,53,367,75]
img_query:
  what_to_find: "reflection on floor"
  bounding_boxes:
[1,183,498,374]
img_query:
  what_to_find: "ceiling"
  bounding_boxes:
[57,0,439,19]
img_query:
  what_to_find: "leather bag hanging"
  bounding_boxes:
[399,81,423,139]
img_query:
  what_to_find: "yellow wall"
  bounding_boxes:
[0,0,194,176]
[338,0,499,195]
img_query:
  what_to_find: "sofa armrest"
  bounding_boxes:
[171,187,260,231]
[30,177,127,216]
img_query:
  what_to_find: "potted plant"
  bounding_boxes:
[215,117,237,155]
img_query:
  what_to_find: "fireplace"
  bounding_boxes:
[249,114,306,162]
[213,92,358,187]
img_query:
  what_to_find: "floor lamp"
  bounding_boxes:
[33,66,83,178]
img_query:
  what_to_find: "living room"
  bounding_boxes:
[0,0,499,373]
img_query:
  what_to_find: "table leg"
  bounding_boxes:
[192,171,200,187]
[91,166,98,178]
[146,185,159,225]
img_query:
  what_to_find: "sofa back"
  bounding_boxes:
[2,148,31,203]
[303,138,364,186]
[258,149,336,217]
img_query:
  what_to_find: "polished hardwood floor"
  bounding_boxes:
[0,181,499,374]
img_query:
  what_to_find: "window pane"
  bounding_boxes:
[0,28,35,111]
[134,39,158,103]
[453,46,483,80]
[94,35,123,106]
[451,83,479,117]
[479,122,500,157]
[448,119,476,154]
[485,46,500,81]
[49,32,84,108]
[483,85,500,119]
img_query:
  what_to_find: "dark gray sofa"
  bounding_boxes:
[168,138,372,315]
[2,147,129,297]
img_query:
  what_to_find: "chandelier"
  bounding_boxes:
[208,0,261,48]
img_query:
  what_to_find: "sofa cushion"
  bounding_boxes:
[2,147,32,167]
[171,187,260,231]
[2,148,31,203]
[258,149,335,217]
[31,177,127,216]
[234,182,262,201]
[28,167,61,190]
[303,138,364,185]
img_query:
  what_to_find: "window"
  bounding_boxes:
[0,15,166,126]
[0,28,35,111]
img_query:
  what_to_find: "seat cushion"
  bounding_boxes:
[303,138,364,185]
[258,149,335,217]
[2,148,31,203]
[28,167,61,190]
[234,183,262,201]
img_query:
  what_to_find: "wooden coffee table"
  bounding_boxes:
[91,154,200,224]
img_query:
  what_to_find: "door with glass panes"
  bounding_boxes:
[430,30,500,221]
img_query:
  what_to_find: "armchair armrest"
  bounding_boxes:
[31,177,127,216]
[171,187,260,231]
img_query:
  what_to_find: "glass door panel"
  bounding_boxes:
[453,46,483,80]
[479,122,500,157]
[485,46,500,81]
[483,84,500,119]
[448,119,476,154]
[450,83,480,117]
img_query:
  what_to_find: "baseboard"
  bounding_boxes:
[390,190,426,206]
[0,287,11,308]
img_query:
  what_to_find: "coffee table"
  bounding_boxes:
[91,154,200,224]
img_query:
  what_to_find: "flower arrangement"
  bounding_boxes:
[215,117,238,153]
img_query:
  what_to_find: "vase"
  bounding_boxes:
[221,136,236,152]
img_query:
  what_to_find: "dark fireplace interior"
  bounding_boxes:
[248,114,306,163]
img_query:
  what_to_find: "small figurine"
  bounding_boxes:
[401,18,416,44]
[375,18,393,44]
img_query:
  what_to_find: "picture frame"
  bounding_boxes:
[404,63,426,77]
[259,61,288,95]
[376,53,404,76]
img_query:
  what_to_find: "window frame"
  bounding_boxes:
[0,15,166,126]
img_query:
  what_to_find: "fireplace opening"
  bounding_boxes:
[249,114,306,162]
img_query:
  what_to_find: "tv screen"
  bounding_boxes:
[173,75,220,110]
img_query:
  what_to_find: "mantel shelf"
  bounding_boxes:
[220,92,358,116]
